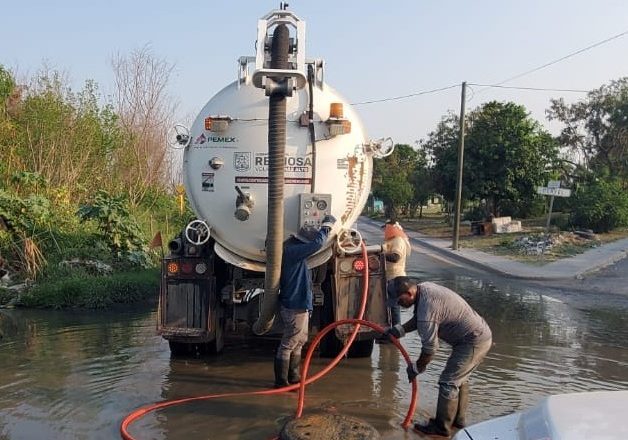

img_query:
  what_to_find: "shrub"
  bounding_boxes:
[77,190,150,266]
[0,287,13,305]
[463,205,488,222]
[499,197,546,219]
[552,213,571,231]
[20,268,159,309]
[569,178,628,232]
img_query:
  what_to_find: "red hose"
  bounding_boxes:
[296,318,418,429]
[120,243,418,439]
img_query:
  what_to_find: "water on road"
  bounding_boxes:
[1,222,627,439]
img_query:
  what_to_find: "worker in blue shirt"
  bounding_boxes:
[274,215,336,388]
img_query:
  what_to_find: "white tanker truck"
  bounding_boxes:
[158,4,395,358]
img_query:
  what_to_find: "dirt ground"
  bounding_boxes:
[382,211,628,265]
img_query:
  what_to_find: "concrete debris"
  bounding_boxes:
[512,235,556,255]
[59,259,113,275]
[0,273,10,287]
[492,216,522,234]
[511,232,600,256]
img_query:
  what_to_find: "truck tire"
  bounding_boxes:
[168,341,188,356]
[318,266,375,359]
[210,317,225,354]
[168,339,221,357]
[319,275,342,358]
[168,341,207,357]
[347,339,374,358]
[319,328,374,358]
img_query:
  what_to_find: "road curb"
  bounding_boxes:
[359,217,628,281]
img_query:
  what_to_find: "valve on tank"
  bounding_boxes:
[168,237,183,255]
[234,186,254,221]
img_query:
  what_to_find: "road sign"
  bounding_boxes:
[547,180,561,189]
[537,187,571,197]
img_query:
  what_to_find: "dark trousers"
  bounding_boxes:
[276,306,309,361]
[387,280,401,326]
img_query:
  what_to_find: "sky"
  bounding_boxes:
[2,0,628,146]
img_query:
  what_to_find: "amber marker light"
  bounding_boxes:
[167,262,179,274]
[329,102,344,118]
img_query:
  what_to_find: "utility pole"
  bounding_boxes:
[452,82,466,251]
[545,195,555,233]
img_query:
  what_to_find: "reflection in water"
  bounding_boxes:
[1,271,627,439]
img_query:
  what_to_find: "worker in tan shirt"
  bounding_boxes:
[382,220,411,326]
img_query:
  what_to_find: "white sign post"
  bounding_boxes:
[536,182,571,233]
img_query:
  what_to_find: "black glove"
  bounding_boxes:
[406,363,419,382]
[383,324,405,339]
[321,214,337,230]
[385,252,401,263]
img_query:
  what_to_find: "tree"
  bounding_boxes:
[425,102,559,218]
[372,144,421,218]
[569,176,628,232]
[0,65,124,198]
[409,144,433,218]
[547,78,628,186]
[111,46,178,205]
[421,112,459,204]
[465,102,559,217]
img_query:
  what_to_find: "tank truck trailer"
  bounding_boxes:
[158,4,396,358]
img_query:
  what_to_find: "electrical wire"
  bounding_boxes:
[468,83,589,93]
[494,29,628,86]
[350,84,460,105]
[349,29,627,105]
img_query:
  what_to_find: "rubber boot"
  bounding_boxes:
[414,392,458,437]
[453,382,469,429]
[288,353,301,384]
[274,357,290,388]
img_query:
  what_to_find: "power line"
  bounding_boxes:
[468,83,589,93]
[494,29,628,85]
[348,29,627,106]
[352,81,588,107]
[347,28,628,105]
[350,84,459,105]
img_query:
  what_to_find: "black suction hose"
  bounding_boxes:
[307,64,317,193]
[253,24,290,335]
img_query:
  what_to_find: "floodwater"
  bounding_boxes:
[1,237,628,439]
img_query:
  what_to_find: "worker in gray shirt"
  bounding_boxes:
[385,276,492,437]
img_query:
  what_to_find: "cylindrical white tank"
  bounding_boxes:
[182,9,373,268]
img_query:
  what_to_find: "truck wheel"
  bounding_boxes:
[168,341,193,357]
[168,341,214,357]
[318,265,374,359]
[319,328,343,358]
[319,273,341,358]
[210,317,225,354]
[347,339,374,358]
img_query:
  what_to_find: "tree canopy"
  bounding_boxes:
[548,77,628,186]
[426,101,559,217]
[372,143,429,218]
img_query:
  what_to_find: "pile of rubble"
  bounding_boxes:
[511,234,556,255]
[510,231,599,256]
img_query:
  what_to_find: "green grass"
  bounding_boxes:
[0,287,13,305]
[19,268,159,309]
